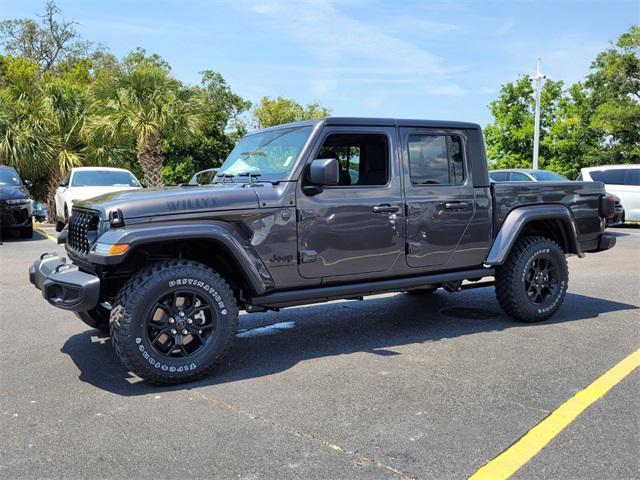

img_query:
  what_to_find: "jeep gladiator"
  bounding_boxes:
[29,118,616,384]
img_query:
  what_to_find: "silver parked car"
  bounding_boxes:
[489,169,568,182]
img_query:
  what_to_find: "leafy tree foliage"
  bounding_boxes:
[0,1,108,73]
[252,96,331,128]
[87,49,204,187]
[486,25,639,179]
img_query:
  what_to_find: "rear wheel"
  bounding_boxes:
[110,260,238,385]
[495,235,568,322]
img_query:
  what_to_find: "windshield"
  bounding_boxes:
[216,126,313,182]
[0,169,22,186]
[71,170,141,187]
[530,171,567,181]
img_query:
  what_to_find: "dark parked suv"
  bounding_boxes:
[30,118,616,384]
[0,165,33,238]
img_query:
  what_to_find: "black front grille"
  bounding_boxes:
[67,209,101,255]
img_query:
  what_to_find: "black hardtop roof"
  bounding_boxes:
[253,117,481,134]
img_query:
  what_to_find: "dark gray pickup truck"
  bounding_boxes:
[30,117,616,384]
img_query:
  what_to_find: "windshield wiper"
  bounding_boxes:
[214,173,235,184]
[238,172,262,183]
[240,151,267,157]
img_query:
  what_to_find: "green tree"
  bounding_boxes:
[583,25,640,165]
[484,76,564,169]
[87,50,204,187]
[163,70,250,184]
[0,1,106,74]
[0,55,52,184]
[485,25,639,179]
[252,96,331,128]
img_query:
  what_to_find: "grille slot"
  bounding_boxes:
[67,209,101,255]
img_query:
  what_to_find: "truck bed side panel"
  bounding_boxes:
[492,181,604,243]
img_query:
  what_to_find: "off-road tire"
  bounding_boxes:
[495,235,568,323]
[75,304,111,332]
[109,260,239,385]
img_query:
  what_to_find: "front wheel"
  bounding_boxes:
[495,236,568,323]
[110,260,239,385]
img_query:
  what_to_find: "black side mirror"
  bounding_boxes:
[59,181,67,188]
[24,179,32,188]
[309,158,340,186]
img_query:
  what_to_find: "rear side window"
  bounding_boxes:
[590,169,640,186]
[490,172,509,181]
[408,134,464,185]
[509,172,530,181]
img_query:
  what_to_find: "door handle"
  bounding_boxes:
[443,202,469,210]
[372,204,399,214]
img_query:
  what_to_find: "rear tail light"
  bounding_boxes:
[599,195,615,219]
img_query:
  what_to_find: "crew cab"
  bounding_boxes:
[30,118,616,384]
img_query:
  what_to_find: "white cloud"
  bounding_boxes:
[236,0,467,96]
[496,18,516,37]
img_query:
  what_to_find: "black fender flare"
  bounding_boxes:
[485,204,583,266]
[90,220,274,295]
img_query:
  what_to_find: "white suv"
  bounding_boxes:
[577,165,640,222]
[55,167,141,231]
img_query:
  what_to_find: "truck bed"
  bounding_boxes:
[492,180,605,245]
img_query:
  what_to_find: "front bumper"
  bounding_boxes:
[1,205,32,228]
[29,253,100,311]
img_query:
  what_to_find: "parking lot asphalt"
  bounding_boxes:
[1,226,638,479]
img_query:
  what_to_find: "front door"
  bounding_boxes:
[400,128,476,269]
[296,127,404,279]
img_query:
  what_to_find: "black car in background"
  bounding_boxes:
[0,166,33,238]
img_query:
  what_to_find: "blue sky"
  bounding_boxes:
[1,0,638,125]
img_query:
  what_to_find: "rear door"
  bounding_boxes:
[400,128,476,269]
[296,126,404,279]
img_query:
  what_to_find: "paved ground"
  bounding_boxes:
[1,226,638,479]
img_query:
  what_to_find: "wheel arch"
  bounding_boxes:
[485,205,582,266]
[99,221,275,300]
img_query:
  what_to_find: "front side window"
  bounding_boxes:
[408,134,464,185]
[316,133,389,186]
[71,170,140,187]
[217,126,312,182]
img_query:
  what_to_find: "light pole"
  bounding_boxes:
[532,58,547,170]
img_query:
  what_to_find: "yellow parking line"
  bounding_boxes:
[469,348,640,480]
[34,227,58,244]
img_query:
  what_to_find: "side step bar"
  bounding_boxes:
[249,268,494,309]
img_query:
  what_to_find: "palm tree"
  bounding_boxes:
[87,63,203,187]
[40,80,86,219]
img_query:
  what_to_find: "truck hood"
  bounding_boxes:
[66,185,140,204]
[74,183,260,219]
